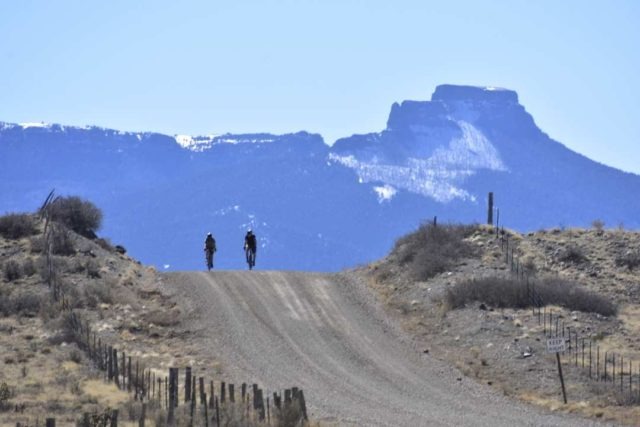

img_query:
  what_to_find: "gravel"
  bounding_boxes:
[163,270,612,426]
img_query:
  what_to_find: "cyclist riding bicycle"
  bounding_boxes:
[204,232,217,271]
[244,229,257,270]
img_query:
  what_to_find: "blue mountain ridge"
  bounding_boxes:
[2,85,638,271]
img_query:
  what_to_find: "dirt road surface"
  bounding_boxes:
[163,271,609,426]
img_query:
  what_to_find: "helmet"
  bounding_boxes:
[247,228,253,233]
[207,232,212,236]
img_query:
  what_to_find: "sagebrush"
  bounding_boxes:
[390,223,479,281]
[47,196,103,238]
[445,276,616,316]
[0,213,37,239]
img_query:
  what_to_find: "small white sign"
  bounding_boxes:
[546,337,566,353]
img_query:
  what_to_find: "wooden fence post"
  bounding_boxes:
[221,381,226,403]
[200,377,206,405]
[257,389,265,421]
[168,368,177,423]
[253,384,259,409]
[229,383,235,403]
[108,346,114,382]
[185,366,192,403]
[273,392,281,409]
[121,351,126,389]
[299,390,308,420]
[487,192,494,225]
[209,380,215,408]
[110,409,118,427]
[113,348,120,389]
[203,392,209,427]
[139,403,146,427]
[45,419,55,427]
[215,397,220,426]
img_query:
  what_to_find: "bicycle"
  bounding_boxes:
[245,246,256,270]
[205,248,214,271]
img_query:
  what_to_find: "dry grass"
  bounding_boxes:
[444,276,616,316]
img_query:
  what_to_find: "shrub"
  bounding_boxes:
[445,276,616,316]
[592,219,605,235]
[557,245,588,264]
[85,259,101,278]
[615,251,640,271]
[47,196,102,238]
[0,213,37,239]
[84,281,113,308]
[3,260,22,281]
[0,381,11,410]
[51,225,75,256]
[391,223,479,281]
[22,258,37,276]
[11,293,43,315]
[29,236,45,253]
[0,291,43,316]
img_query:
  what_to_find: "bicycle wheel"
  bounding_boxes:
[206,250,213,271]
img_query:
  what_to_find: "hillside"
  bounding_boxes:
[0,206,310,426]
[2,85,639,272]
[365,222,640,425]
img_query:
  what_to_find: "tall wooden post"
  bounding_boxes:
[185,367,192,403]
[487,192,494,225]
[556,353,568,404]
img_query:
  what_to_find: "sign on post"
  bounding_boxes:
[546,338,568,404]
[546,337,566,353]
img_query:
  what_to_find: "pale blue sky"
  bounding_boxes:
[1,1,638,173]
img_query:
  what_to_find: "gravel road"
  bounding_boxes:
[163,271,609,426]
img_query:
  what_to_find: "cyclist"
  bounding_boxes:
[244,229,257,270]
[204,232,217,271]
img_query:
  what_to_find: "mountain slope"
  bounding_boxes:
[1,85,638,270]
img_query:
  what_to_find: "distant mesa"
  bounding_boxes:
[431,84,519,104]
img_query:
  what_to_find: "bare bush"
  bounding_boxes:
[85,259,101,278]
[0,213,37,239]
[47,196,103,238]
[390,223,479,281]
[0,291,43,316]
[615,251,640,271]
[3,260,22,281]
[0,381,12,411]
[84,280,114,308]
[51,225,75,256]
[592,219,605,235]
[445,276,616,316]
[557,245,588,264]
[29,236,45,253]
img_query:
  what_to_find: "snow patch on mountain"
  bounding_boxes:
[330,121,503,203]
[174,134,218,151]
[174,134,278,151]
[329,153,473,202]
[373,185,397,203]
[20,122,49,129]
